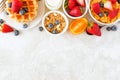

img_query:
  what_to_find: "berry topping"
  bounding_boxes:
[108,9,119,19]
[0,24,14,33]
[110,0,117,4]
[48,23,54,28]
[67,0,77,9]
[99,1,104,8]
[99,12,104,17]
[69,6,82,17]
[104,11,109,16]
[8,3,12,8]
[76,0,86,7]
[19,9,26,15]
[92,2,100,14]
[23,7,28,13]
[52,29,58,34]
[118,0,120,3]
[14,30,19,36]
[55,20,60,25]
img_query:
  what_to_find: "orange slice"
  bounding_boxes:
[69,18,88,34]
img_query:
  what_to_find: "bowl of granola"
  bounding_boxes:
[42,11,69,36]
[89,0,120,26]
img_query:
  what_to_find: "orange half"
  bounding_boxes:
[69,18,88,34]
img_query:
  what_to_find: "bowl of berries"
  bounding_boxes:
[89,0,120,26]
[63,0,88,19]
[42,11,69,36]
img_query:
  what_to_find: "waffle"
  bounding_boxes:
[5,0,38,22]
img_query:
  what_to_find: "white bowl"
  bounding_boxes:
[42,11,69,36]
[88,0,120,26]
[45,0,62,10]
[63,0,88,19]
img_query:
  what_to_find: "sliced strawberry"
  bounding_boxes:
[104,1,113,11]
[69,6,82,17]
[12,0,23,13]
[110,0,117,4]
[108,9,119,19]
[68,0,76,9]
[76,0,86,7]
[92,2,100,14]
[87,22,101,36]
[1,24,14,33]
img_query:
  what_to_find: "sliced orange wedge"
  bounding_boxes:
[69,18,88,34]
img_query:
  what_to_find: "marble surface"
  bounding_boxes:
[0,0,120,80]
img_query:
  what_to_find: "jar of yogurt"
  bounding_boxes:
[45,0,62,10]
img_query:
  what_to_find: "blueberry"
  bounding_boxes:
[99,2,104,8]
[23,24,28,28]
[106,27,111,31]
[118,0,120,3]
[104,11,109,16]
[99,12,103,17]
[39,26,43,31]
[48,23,54,28]
[23,7,28,13]
[52,30,58,34]
[8,3,12,8]
[5,11,9,15]
[55,20,60,25]
[111,25,117,31]
[14,30,19,36]
[0,19,4,24]
[19,9,26,15]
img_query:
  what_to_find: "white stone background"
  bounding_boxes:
[0,0,120,80]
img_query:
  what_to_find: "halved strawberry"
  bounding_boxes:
[0,24,14,33]
[76,0,86,7]
[110,0,117,4]
[68,0,77,9]
[86,22,101,36]
[92,2,100,14]
[69,6,82,17]
[12,0,23,13]
[104,0,113,11]
[108,9,119,19]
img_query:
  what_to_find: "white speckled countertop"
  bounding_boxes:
[0,0,120,80]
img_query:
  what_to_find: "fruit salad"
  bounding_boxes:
[90,0,120,24]
[64,0,86,18]
[44,12,66,34]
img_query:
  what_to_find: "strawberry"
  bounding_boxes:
[12,0,23,13]
[67,0,76,9]
[76,0,86,7]
[110,0,117,4]
[69,6,82,17]
[92,2,100,14]
[0,24,14,33]
[108,9,119,19]
[86,22,101,36]
[104,0,113,11]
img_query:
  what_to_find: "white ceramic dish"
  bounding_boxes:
[42,11,69,36]
[45,0,62,10]
[63,0,88,19]
[88,0,120,26]
[0,0,45,30]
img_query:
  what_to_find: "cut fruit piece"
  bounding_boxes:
[108,9,119,19]
[76,0,86,7]
[104,1,113,11]
[68,0,77,9]
[1,24,14,33]
[69,18,88,34]
[92,2,100,14]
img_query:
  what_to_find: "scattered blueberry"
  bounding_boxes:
[118,0,120,3]
[111,25,117,31]
[48,23,54,28]
[104,11,109,16]
[0,19,4,24]
[23,7,28,13]
[39,26,44,31]
[19,9,26,15]
[23,24,28,28]
[5,11,9,15]
[99,2,104,8]
[52,30,58,34]
[99,12,103,17]
[14,30,19,36]
[106,27,111,31]
[55,20,60,25]
[8,3,12,8]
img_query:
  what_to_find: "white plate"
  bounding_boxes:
[0,0,45,30]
